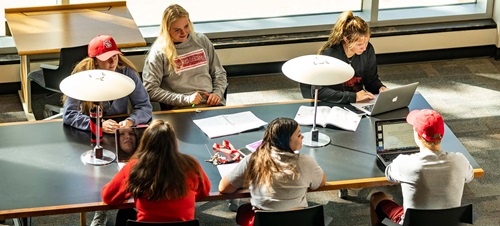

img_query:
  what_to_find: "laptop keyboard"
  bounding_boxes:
[381,153,401,162]
[381,150,419,163]
[362,104,375,112]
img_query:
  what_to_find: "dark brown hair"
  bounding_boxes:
[243,118,299,188]
[126,119,203,200]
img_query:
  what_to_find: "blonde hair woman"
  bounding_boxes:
[142,4,228,110]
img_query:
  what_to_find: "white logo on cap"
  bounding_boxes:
[104,40,112,49]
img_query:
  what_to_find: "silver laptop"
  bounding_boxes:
[115,126,148,170]
[375,118,419,167]
[351,82,419,116]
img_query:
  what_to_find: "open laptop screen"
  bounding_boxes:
[376,119,417,153]
[115,125,148,169]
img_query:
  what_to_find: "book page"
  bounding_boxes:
[193,115,239,138]
[325,106,362,131]
[217,163,239,178]
[193,111,267,138]
[294,105,332,126]
[245,140,262,152]
[223,111,267,133]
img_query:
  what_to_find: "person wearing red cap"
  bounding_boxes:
[62,35,153,226]
[369,109,474,225]
[142,4,228,110]
[63,35,153,135]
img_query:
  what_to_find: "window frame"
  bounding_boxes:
[1,0,494,43]
[159,0,494,40]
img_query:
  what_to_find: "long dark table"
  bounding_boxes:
[0,94,483,223]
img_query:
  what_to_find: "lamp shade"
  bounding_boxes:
[60,69,135,102]
[282,55,354,85]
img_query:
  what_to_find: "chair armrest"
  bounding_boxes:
[40,63,59,71]
[381,218,400,226]
[150,101,162,111]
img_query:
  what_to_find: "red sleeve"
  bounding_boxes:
[101,161,134,205]
[195,161,211,200]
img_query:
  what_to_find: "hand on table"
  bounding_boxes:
[356,90,376,102]
[102,119,119,134]
[189,91,204,105]
[206,93,221,106]
[118,119,134,128]
[379,86,388,92]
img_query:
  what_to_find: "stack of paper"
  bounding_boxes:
[193,111,267,138]
[294,106,362,131]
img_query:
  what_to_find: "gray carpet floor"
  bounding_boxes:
[1,57,499,225]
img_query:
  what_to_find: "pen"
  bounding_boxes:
[343,107,366,116]
[192,90,201,107]
[343,107,353,113]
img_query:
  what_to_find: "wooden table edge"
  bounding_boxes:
[0,170,484,219]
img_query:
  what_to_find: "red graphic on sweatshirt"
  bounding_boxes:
[174,49,207,73]
[343,77,362,88]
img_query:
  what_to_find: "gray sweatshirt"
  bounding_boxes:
[142,32,228,107]
[385,149,474,223]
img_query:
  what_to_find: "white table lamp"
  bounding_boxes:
[60,69,135,165]
[282,55,354,147]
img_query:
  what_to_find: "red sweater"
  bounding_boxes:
[102,159,211,222]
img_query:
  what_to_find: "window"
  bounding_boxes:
[379,0,476,9]
[68,0,361,26]
[1,0,493,37]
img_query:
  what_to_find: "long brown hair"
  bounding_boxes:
[317,11,370,54]
[126,119,203,201]
[244,118,299,188]
[155,4,194,71]
[62,55,138,115]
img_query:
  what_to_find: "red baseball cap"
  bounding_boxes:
[406,109,444,142]
[88,35,122,61]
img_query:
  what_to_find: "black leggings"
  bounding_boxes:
[115,208,137,226]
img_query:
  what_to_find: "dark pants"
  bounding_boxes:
[115,208,137,226]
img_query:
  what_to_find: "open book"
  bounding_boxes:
[294,106,362,131]
[193,111,267,138]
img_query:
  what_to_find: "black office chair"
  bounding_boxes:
[380,204,474,226]
[253,205,333,226]
[126,219,200,226]
[299,83,314,99]
[28,44,88,119]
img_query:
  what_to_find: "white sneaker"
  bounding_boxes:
[90,210,108,226]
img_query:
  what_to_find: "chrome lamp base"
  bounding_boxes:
[302,130,331,147]
[81,146,116,166]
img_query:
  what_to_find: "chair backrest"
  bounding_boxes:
[299,83,313,99]
[126,219,200,226]
[253,205,328,226]
[43,44,88,92]
[402,204,473,226]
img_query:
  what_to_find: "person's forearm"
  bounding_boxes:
[219,177,238,193]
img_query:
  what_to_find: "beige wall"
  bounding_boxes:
[494,0,500,46]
